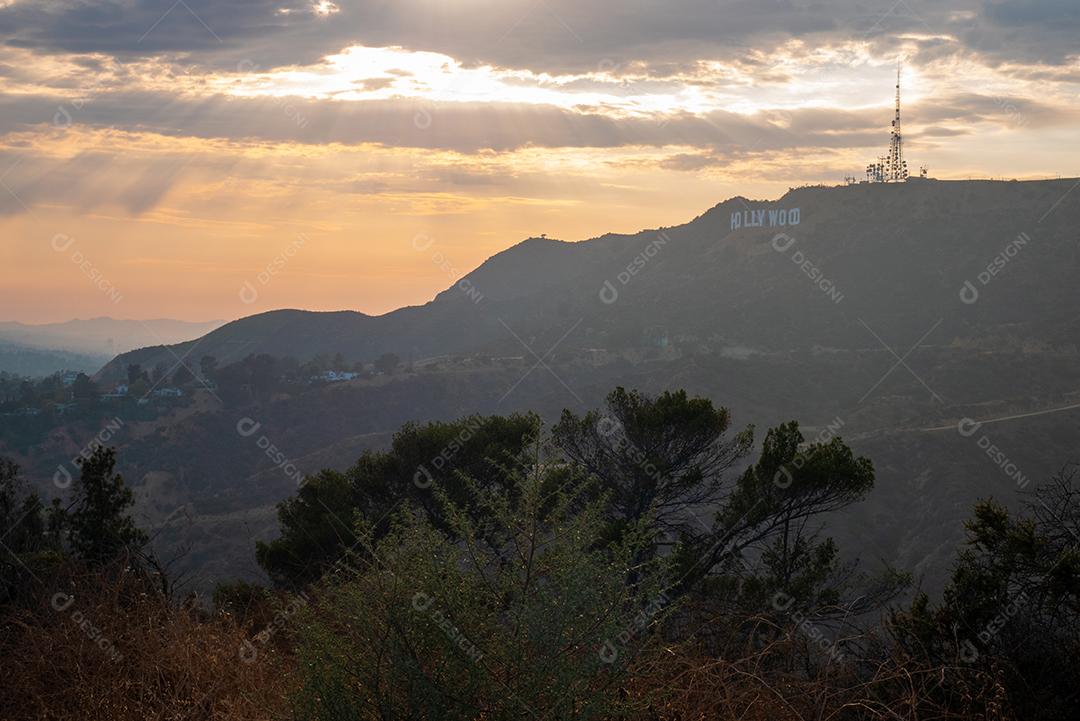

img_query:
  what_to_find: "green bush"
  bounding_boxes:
[292,434,671,721]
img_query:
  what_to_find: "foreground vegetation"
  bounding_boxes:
[1,387,1076,720]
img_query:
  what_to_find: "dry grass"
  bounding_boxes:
[0,570,1019,721]
[625,611,1015,721]
[0,563,293,721]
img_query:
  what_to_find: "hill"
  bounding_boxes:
[100,178,1080,380]
[14,177,1080,592]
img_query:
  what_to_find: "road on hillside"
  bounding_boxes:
[920,399,1080,433]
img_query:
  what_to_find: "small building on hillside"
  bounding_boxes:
[312,370,359,383]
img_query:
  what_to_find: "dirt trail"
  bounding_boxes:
[919,399,1080,433]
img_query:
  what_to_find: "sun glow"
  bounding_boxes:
[205,39,1031,123]
[214,45,715,117]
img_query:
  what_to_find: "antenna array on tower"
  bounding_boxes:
[865,62,921,183]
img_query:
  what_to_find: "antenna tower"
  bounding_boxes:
[886,61,907,181]
[865,61,910,183]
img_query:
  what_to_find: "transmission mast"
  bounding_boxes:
[865,62,912,183]
[886,61,908,182]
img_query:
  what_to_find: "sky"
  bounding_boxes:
[0,0,1077,324]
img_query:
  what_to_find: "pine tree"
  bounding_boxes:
[69,447,147,564]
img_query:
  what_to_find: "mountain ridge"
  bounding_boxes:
[100,177,1080,383]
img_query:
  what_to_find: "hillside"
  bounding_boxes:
[100,178,1080,380]
[19,177,1080,592]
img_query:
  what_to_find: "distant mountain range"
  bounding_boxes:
[0,340,109,377]
[14,177,1080,593]
[0,318,225,376]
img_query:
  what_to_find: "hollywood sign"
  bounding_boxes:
[730,207,801,231]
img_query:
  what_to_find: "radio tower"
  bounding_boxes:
[866,61,910,183]
[887,61,907,181]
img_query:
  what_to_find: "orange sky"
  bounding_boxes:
[1,2,1078,323]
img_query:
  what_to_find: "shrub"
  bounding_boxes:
[292,435,671,721]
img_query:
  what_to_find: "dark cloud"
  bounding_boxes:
[920,125,971,137]
[970,0,1080,63]
[917,93,1075,128]
[353,77,396,91]
[659,152,718,171]
[0,0,1075,80]
[0,0,301,59]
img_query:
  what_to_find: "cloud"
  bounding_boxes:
[968,0,1080,63]
[917,93,1076,128]
[0,0,1076,81]
[0,91,908,153]
[920,125,971,137]
[1,81,1072,159]
[659,153,718,171]
[0,1,1073,222]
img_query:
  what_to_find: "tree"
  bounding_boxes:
[0,458,63,604]
[199,355,217,381]
[257,413,539,588]
[151,362,169,385]
[0,458,46,549]
[71,373,98,401]
[247,353,279,399]
[128,377,150,399]
[699,422,891,602]
[68,447,147,564]
[553,389,901,618]
[171,364,195,387]
[374,352,400,375]
[18,380,35,406]
[126,363,149,386]
[292,436,669,721]
[889,469,1080,721]
[552,387,752,539]
[0,459,51,602]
